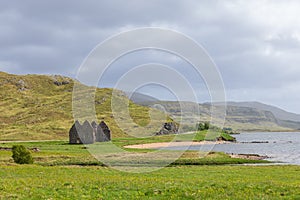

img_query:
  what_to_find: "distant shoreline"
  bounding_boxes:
[239,130,300,133]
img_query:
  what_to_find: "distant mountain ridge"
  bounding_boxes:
[221,101,300,122]
[129,92,300,131]
[126,92,159,104]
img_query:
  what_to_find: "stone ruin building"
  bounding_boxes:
[69,120,111,144]
[156,122,179,135]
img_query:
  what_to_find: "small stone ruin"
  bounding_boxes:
[156,122,179,135]
[69,120,111,144]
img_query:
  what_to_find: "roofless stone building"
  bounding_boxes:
[69,120,111,144]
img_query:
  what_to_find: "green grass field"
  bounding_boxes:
[1,139,299,199]
[1,164,299,199]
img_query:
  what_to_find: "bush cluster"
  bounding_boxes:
[12,145,33,164]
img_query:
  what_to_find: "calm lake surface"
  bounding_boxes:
[170,132,300,164]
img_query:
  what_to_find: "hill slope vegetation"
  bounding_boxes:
[0,71,166,141]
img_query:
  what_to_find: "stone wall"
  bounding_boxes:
[69,120,111,144]
[156,122,179,135]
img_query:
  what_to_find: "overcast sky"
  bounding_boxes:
[1,0,300,113]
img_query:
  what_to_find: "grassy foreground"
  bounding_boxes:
[0,140,299,199]
[0,165,299,199]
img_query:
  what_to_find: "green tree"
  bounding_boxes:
[197,122,210,131]
[12,145,33,164]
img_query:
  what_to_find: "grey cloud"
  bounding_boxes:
[265,35,300,50]
[0,0,300,112]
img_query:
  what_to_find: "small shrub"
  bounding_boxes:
[197,122,211,131]
[12,145,33,164]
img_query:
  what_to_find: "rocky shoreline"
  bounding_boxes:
[228,153,269,160]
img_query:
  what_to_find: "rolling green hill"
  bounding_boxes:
[0,71,167,141]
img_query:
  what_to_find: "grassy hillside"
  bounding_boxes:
[0,71,167,141]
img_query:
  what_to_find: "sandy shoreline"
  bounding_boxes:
[124,141,268,160]
[124,141,231,149]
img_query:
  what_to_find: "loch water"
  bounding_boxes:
[169,132,300,164]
